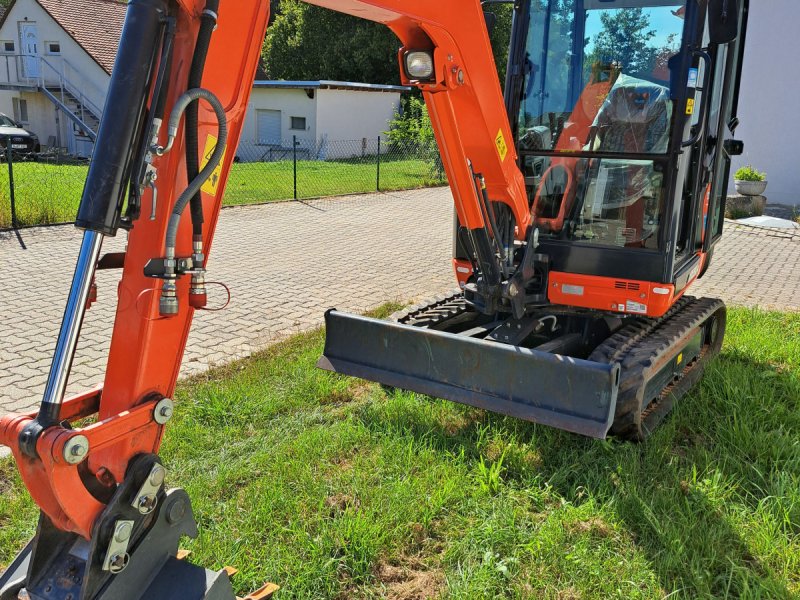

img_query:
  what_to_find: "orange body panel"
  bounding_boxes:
[0,0,538,539]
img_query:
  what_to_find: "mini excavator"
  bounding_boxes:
[1,0,747,598]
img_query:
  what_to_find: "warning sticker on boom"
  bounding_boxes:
[686,98,696,116]
[200,134,227,196]
[495,129,508,162]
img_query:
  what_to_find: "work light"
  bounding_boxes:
[404,51,435,81]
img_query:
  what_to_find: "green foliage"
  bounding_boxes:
[2,308,800,597]
[0,157,446,228]
[588,8,659,76]
[385,97,434,150]
[385,97,443,178]
[734,165,767,182]
[263,0,400,84]
[485,4,514,86]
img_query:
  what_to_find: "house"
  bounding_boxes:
[237,80,408,162]
[0,0,121,157]
[731,0,799,206]
[0,0,408,162]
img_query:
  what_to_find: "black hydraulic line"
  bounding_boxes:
[186,0,220,238]
[126,16,176,223]
[152,18,177,123]
[74,0,167,235]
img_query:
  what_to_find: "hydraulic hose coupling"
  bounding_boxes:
[160,279,179,316]
[159,252,179,316]
[189,238,207,309]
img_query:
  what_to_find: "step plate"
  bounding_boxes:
[318,310,621,439]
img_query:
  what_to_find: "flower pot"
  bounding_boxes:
[734,179,767,196]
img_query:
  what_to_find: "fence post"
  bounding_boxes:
[376,136,381,192]
[293,134,297,201]
[6,138,17,228]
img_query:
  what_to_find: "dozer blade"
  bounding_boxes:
[318,310,621,439]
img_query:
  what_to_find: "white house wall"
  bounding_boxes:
[315,89,400,159]
[0,0,109,110]
[732,0,799,205]
[237,87,317,161]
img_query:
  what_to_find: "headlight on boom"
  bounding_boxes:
[404,50,435,82]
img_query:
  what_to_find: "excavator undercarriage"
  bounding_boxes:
[321,291,726,440]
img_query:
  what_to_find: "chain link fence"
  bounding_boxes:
[0,136,446,229]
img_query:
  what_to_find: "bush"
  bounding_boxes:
[385,96,436,152]
[734,165,766,182]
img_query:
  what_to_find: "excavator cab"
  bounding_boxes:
[321,0,749,440]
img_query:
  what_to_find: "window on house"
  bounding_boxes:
[12,98,28,124]
[1,41,14,53]
[46,42,61,55]
[290,116,306,131]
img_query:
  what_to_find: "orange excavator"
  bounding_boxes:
[0,0,747,598]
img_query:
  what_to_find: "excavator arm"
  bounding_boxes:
[0,1,531,598]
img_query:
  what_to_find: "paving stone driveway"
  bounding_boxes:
[1,187,799,421]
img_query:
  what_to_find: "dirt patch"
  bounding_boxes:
[565,517,614,539]
[320,382,374,406]
[325,493,360,516]
[320,390,357,406]
[557,587,582,600]
[376,556,444,600]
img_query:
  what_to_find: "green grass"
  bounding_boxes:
[1,307,798,598]
[0,157,445,228]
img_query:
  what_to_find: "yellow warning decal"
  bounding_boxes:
[495,129,508,162]
[200,134,227,196]
[677,352,683,365]
[686,98,695,116]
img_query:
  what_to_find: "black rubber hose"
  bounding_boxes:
[164,88,227,255]
[186,0,220,237]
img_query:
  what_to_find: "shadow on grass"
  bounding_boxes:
[353,353,799,598]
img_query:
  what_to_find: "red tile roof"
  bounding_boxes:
[37,0,127,74]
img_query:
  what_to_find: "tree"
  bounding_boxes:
[263,0,400,84]
[588,8,658,77]
[486,4,514,87]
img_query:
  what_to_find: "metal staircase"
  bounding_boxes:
[0,54,102,155]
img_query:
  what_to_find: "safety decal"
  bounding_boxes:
[495,129,508,162]
[200,134,227,196]
[686,98,695,116]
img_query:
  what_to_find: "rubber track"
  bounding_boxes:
[390,289,469,327]
[589,296,726,440]
[390,292,725,441]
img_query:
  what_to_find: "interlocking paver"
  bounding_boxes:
[1,188,799,426]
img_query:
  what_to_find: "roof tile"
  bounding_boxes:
[37,0,126,74]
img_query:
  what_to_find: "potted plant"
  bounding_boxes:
[734,165,768,196]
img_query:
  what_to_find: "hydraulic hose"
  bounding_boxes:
[186,0,220,237]
[160,88,227,257]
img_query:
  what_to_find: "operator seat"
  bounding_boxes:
[590,75,671,246]
[593,74,671,154]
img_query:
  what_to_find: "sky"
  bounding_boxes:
[584,5,686,52]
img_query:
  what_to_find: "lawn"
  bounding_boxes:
[0,157,445,228]
[1,306,798,599]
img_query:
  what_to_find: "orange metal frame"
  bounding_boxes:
[0,0,533,540]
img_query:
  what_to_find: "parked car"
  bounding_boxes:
[0,113,40,157]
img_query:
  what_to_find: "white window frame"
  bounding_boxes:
[45,41,61,56]
[290,116,306,131]
[13,97,29,124]
[0,40,15,54]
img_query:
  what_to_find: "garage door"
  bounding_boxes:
[257,109,281,145]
